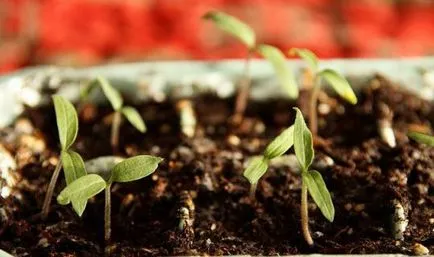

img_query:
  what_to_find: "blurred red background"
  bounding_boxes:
[1,0,433,74]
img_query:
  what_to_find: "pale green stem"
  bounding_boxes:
[309,76,321,137]
[104,184,112,256]
[301,182,314,246]
[233,50,252,123]
[42,161,62,219]
[249,183,257,200]
[111,110,122,153]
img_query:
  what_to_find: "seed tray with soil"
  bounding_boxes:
[0,58,434,257]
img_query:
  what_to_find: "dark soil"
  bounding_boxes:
[0,75,433,256]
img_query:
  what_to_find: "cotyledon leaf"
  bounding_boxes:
[257,44,299,99]
[57,174,106,217]
[264,125,294,159]
[96,76,123,111]
[302,170,335,222]
[319,69,357,105]
[111,155,163,183]
[122,106,146,133]
[243,156,269,185]
[289,48,319,73]
[203,11,256,49]
[61,150,86,185]
[293,108,314,172]
[52,95,79,151]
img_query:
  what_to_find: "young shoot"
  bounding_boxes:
[243,125,294,199]
[57,155,163,255]
[243,108,335,245]
[289,48,357,137]
[42,95,86,218]
[82,76,146,152]
[204,11,298,123]
[293,107,334,245]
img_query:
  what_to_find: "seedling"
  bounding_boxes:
[243,108,334,245]
[289,48,357,136]
[204,11,298,123]
[81,76,146,152]
[41,95,86,218]
[57,155,163,254]
[293,107,334,245]
[243,125,294,198]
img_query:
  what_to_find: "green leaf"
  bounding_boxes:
[293,108,314,171]
[408,131,434,147]
[243,156,269,185]
[302,170,335,222]
[71,199,87,217]
[257,44,298,99]
[61,150,86,185]
[80,80,98,100]
[96,76,123,111]
[319,69,357,105]
[264,125,294,159]
[289,48,318,73]
[52,95,79,151]
[111,155,163,183]
[203,11,256,49]
[57,174,106,216]
[121,106,146,133]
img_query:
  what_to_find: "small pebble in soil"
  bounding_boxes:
[37,238,49,248]
[354,204,365,212]
[0,144,18,198]
[201,172,215,191]
[19,134,46,154]
[318,103,331,115]
[313,231,324,238]
[210,223,216,231]
[269,154,300,174]
[412,243,429,256]
[226,134,241,146]
[171,146,195,163]
[14,118,34,134]
[312,153,334,171]
[206,238,212,247]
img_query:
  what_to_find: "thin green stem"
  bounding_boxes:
[111,110,122,153]
[42,161,62,219]
[104,184,112,256]
[233,50,252,124]
[249,183,257,200]
[301,182,314,246]
[309,76,321,137]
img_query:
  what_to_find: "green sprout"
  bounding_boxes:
[57,155,162,254]
[204,11,298,123]
[408,131,434,146]
[42,95,86,218]
[289,48,357,137]
[243,108,334,245]
[82,76,146,152]
[293,107,334,245]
